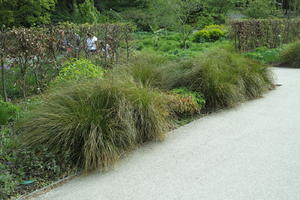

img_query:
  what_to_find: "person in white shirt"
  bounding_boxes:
[86,33,98,52]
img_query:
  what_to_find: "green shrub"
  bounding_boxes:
[165,48,273,109]
[52,58,104,85]
[193,25,226,43]
[279,41,300,67]
[0,100,19,125]
[17,78,172,171]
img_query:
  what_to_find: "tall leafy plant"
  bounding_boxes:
[75,0,102,24]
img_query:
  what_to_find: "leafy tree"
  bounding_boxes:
[75,0,102,24]
[243,0,278,18]
[0,0,56,27]
[149,0,206,48]
[94,0,149,11]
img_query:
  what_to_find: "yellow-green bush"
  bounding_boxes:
[52,58,104,84]
[193,25,226,43]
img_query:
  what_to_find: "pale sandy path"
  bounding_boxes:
[33,67,300,200]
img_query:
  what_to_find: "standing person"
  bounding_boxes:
[60,30,73,53]
[86,33,98,53]
[100,40,111,58]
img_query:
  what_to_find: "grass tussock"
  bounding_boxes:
[17,79,172,171]
[279,41,300,68]
[164,48,273,109]
[113,52,168,88]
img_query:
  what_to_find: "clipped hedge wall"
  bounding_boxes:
[231,19,300,52]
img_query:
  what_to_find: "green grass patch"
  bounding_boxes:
[244,47,281,64]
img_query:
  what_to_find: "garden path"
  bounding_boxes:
[32,67,300,200]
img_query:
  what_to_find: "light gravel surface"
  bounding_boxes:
[33,67,300,200]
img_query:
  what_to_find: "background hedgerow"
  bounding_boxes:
[17,78,172,171]
[279,41,300,68]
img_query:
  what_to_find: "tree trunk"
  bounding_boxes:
[1,59,7,101]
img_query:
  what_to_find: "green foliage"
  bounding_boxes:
[134,31,233,59]
[245,47,281,64]
[17,78,172,171]
[279,40,300,67]
[244,0,278,19]
[52,59,104,85]
[164,48,273,109]
[0,0,56,27]
[119,8,153,31]
[0,127,73,199]
[193,25,226,43]
[0,100,19,125]
[75,0,104,24]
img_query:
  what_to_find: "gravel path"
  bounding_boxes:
[33,67,300,200]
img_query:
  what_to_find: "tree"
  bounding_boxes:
[75,0,101,24]
[0,0,57,27]
[149,0,205,48]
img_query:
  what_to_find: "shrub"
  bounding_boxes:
[193,25,226,43]
[17,78,172,171]
[168,88,205,117]
[279,41,300,67]
[171,88,205,109]
[0,100,19,125]
[52,58,104,85]
[168,94,200,118]
[165,48,273,109]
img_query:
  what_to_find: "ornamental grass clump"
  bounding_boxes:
[165,48,273,109]
[114,52,169,88]
[279,41,300,68]
[17,78,172,171]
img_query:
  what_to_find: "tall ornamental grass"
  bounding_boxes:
[165,49,273,109]
[17,78,172,171]
[113,52,168,88]
[279,41,300,68]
